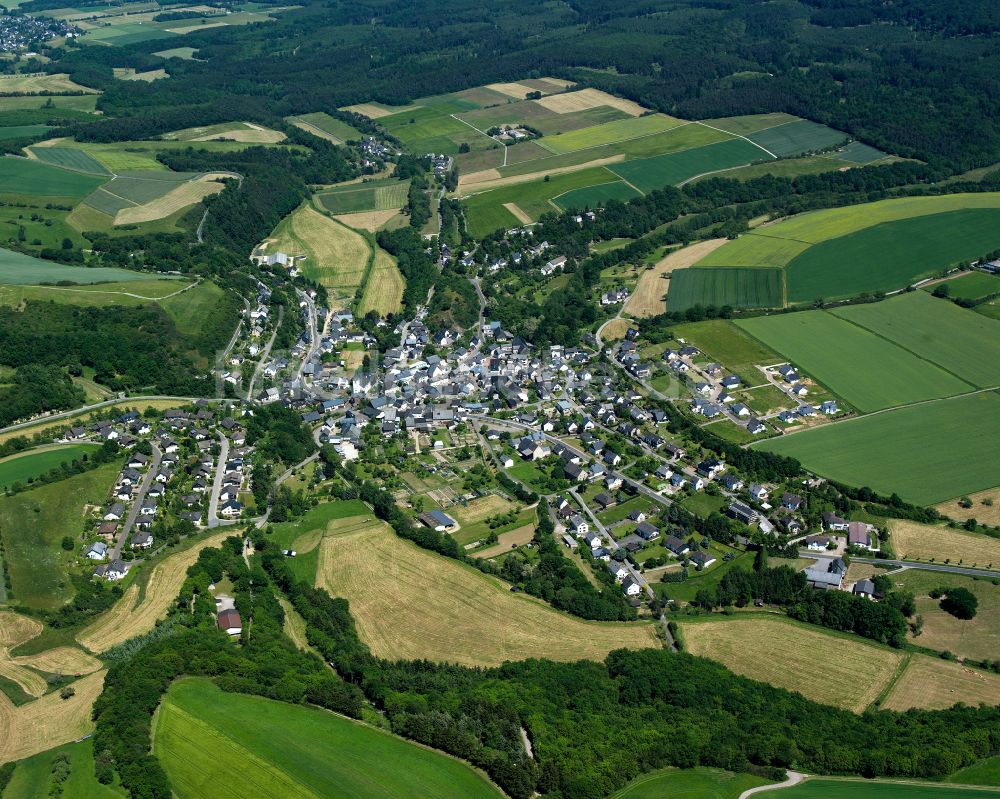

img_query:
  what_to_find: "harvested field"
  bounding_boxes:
[358,248,404,316]
[472,524,535,558]
[333,209,403,231]
[114,177,224,224]
[0,669,106,764]
[315,514,659,666]
[191,123,285,144]
[340,102,400,119]
[502,202,532,224]
[0,612,42,648]
[625,239,728,317]
[14,646,101,676]
[536,87,647,116]
[680,617,903,712]
[936,487,1000,526]
[449,494,514,525]
[77,531,231,652]
[600,318,633,342]
[485,81,547,99]
[883,656,1000,711]
[0,654,48,696]
[889,519,1000,568]
[268,204,370,290]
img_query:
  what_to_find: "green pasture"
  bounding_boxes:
[753,390,1000,505]
[666,267,783,312]
[609,767,773,799]
[378,104,492,155]
[81,22,177,45]
[931,271,1000,301]
[0,95,98,113]
[0,124,51,140]
[0,462,119,609]
[746,119,848,157]
[0,278,189,308]
[701,113,799,135]
[0,247,164,285]
[539,113,683,154]
[0,444,101,490]
[670,318,782,385]
[948,756,1000,786]
[288,112,364,142]
[154,678,505,799]
[551,180,642,210]
[1,739,121,799]
[457,101,627,136]
[611,137,768,191]
[736,310,973,413]
[834,140,890,164]
[316,178,410,213]
[785,207,1000,302]
[832,291,1000,388]
[757,778,1000,798]
[0,156,106,196]
[0,203,88,253]
[689,155,852,183]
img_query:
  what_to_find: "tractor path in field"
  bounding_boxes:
[738,771,806,799]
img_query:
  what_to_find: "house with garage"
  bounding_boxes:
[822,512,850,532]
[690,551,717,570]
[622,576,642,597]
[636,521,660,541]
[664,535,690,557]
[569,514,589,536]
[848,521,878,551]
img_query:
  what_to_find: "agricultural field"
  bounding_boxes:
[831,292,1000,388]
[667,267,783,312]
[744,119,849,157]
[0,738,120,798]
[375,104,493,156]
[0,95,98,113]
[77,530,231,652]
[312,508,659,665]
[0,73,97,95]
[357,248,404,317]
[0,246,168,285]
[160,121,284,144]
[287,112,363,143]
[884,654,1000,712]
[610,137,770,191]
[678,616,904,713]
[0,444,100,490]
[551,179,642,211]
[758,778,1000,798]
[0,156,106,196]
[754,391,1000,505]
[929,272,1000,302]
[0,463,118,610]
[78,170,229,226]
[538,113,683,154]
[609,768,774,799]
[737,310,973,413]
[154,677,505,799]
[315,178,410,214]
[948,756,1000,787]
[888,519,1000,567]
[668,318,781,386]
[625,239,727,317]
[0,202,88,254]
[936,487,1000,527]
[266,204,371,292]
[153,45,200,59]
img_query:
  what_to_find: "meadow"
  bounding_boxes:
[610,137,770,190]
[0,73,96,95]
[666,267,783,312]
[933,271,1000,301]
[551,179,642,210]
[0,463,118,610]
[609,768,774,799]
[311,508,659,665]
[458,101,628,137]
[30,137,284,173]
[25,146,111,176]
[702,112,799,135]
[0,444,100,490]
[753,391,1000,505]
[736,310,973,412]
[287,111,364,143]
[831,292,1000,388]
[669,318,781,385]
[0,738,120,798]
[948,756,1000,787]
[357,248,404,316]
[678,616,903,712]
[377,104,492,155]
[0,246,173,285]
[0,203,87,254]
[888,519,1000,568]
[0,157,106,197]
[745,119,849,157]
[154,677,505,799]
[267,205,371,291]
[315,178,410,214]
[538,113,683,154]
[688,155,853,184]
[757,778,1000,798]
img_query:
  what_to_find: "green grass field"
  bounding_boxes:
[835,140,891,163]
[931,272,1000,302]
[688,155,852,184]
[610,137,768,191]
[0,738,121,799]
[667,267,783,312]
[736,310,974,412]
[0,95,98,113]
[315,179,410,213]
[831,292,1000,388]
[0,444,100,490]
[609,768,773,799]
[0,247,166,285]
[0,278,187,308]
[0,462,119,609]
[377,104,492,155]
[25,147,111,176]
[551,180,642,210]
[757,778,1000,798]
[702,113,800,135]
[949,756,1000,786]
[154,678,504,799]
[746,119,848,157]
[670,318,782,385]
[0,157,107,197]
[786,208,1000,302]
[0,203,88,254]
[538,113,683,154]
[754,390,1000,504]
[288,112,364,142]
[0,124,51,140]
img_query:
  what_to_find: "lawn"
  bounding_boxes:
[660,551,754,603]
[609,767,774,799]
[538,113,683,154]
[679,616,904,712]
[753,391,1000,505]
[667,267,783,312]
[0,738,120,799]
[736,310,973,412]
[757,778,1000,798]
[315,179,410,213]
[313,507,659,665]
[0,463,118,610]
[268,204,371,291]
[679,492,726,518]
[0,156,107,196]
[786,208,1000,302]
[610,138,769,191]
[154,677,504,799]
[0,444,100,490]
[831,292,1000,388]
[746,119,848,157]
[930,272,1000,301]
[551,180,643,211]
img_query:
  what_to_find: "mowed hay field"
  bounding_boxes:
[889,519,1000,567]
[0,669,106,764]
[625,239,727,317]
[316,179,410,214]
[268,205,370,291]
[679,617,903,712]
[315,514,659,666]
[0,444,99,490]
[154,678,504,799]
[357,248,404,316]
[936,487,1000,527]
[883,655,1000,712]
[114,176,225,224]
[77,531,232,652]
[754,391,1000,506]
[0,73,97,94]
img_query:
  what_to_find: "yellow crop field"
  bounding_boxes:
[0,669,106,764]
[625,239,728,317]
[315,515,660,666]
[115,177,225,225]
[0,612,42,648]
[0,73,98,94]
[334,209,404,232]
[78,531,231,652]
[883,656,1000,711]
[680,617,903,713]
[536,88,648,117]
[889,519,1000,568]
[269,205,371,291]
[358,248,404,316]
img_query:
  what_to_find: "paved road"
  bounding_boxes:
[851,557,1000,579]
[112,444,161,560]
[207,434,230,528]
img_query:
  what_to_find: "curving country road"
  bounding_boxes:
[738,771,807,799]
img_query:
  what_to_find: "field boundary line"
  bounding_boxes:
[448,114,498,145]
[550,178,641,206]
[869,650,913,710]
[695,121,778,159]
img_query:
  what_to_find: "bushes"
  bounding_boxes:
[939,587,978,619]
